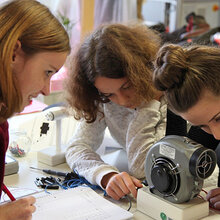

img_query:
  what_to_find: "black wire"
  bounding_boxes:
[126,180,148,211]
[104,192,132,211]
[142,180,148,186]
[125,195,132,211]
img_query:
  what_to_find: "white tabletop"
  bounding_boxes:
[5,112,220,220]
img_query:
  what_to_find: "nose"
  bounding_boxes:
[209,125,220,140]
[116,92,129,107]
[41,80,51,96]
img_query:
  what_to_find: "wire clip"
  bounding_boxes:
[35,176,59,189]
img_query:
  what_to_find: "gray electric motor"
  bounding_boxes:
[145,135,217,203]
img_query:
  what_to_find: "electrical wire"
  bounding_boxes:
[125,195,132,211]
[37,169,136,212]
[198,188,220,213]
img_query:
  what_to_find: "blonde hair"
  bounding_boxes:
[0,0,70,122]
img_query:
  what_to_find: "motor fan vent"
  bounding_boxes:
[189,148,216,179]
[150,157,180,196]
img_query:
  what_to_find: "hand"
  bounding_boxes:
[206,187,220,209]
[0,196,36,220]
[101,172,143,200]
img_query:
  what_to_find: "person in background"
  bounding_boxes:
[153,43,220,209]
[65,23,167,200]
[0,0,70,219]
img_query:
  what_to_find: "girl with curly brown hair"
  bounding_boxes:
[65,23,167,200]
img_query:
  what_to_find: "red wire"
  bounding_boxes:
[200,188,220,213]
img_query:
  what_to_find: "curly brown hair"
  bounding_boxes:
[153,43,220,113]
[65,23,161,123]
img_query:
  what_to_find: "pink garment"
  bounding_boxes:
[0,121,9,197]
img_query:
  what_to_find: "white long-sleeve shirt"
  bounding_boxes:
[65,98,167,187]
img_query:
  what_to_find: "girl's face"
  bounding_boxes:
[94,76,141,109]
[179,90,220,140]
[12,43,67,111]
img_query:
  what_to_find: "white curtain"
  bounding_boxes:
[37,0,81,51]
[94,0,137,28]
[55,0,81,49]
[36,0,60,12]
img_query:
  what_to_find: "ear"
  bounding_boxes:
[12,40,22,62]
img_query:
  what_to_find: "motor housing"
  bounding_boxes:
[145,135,217,203]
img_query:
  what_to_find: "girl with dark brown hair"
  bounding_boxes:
[65,23,167,200]
[153,43,220,209]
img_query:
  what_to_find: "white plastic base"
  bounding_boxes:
[137,187,209,220]
[37,146,66,166]
[5,154,19,176]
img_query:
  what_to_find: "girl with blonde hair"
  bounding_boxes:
[0,0,70,219]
